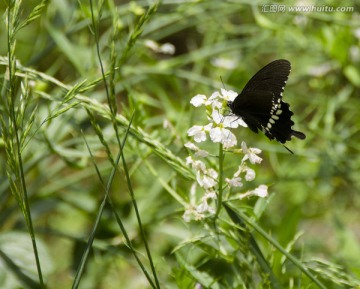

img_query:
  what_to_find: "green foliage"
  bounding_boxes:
[1,0,360,288]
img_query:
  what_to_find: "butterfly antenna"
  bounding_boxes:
[283,145,294,154]
[220,76,226,89]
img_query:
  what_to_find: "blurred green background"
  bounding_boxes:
[1,0,360,288]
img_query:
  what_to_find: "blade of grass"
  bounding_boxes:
[72,113,157,289]
[0,249,40,289]
[223,203,282,289]
[4,3,45,287]
[89,0,162,287]
[223,202,327,289]
[0,56,195,180]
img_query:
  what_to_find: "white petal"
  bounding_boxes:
[193,160,206,172]
[224,115,247,128]
[187,125,202,136]
[188,126,207,143]
[208,91,220,102]
[190,94,207,107]
[252,185,268,198]
[203,123,213,132]
[220,88,238,101]
[159,43,175,55]
[245,168,255,181]
[202,174,217,189]
[226,177,243,187]
[241,141,262,164]
[144,39,159,51]
[222,130,237,148]
[207,168,218,179]
[209,127,223,143]
[248,153,262,164]
[184,142,198,151]
[194,132,206,142]
[241,141,248,152]
[185,156,193,165]
[195,150,209,158]
[204,191,217,199]
[211,109,223,124]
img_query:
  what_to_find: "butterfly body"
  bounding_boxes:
[228,59,305,147]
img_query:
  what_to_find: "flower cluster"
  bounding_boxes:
[183,89,268,222]
[187,89,247,149]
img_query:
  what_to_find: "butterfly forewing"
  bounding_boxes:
[241,59,291,98]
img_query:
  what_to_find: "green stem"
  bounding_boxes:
[215,143,224,218]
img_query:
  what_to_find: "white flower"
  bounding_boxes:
[197,192,216,214]
[211,108,224,124]
[195,150,209,158]
[191,159,206,172]
[241,141,262,164]
[207,89,239,108]
[211,57,238,70]
[209,127,237,148]
[208,91,221,103]
[220,88,238,102]
[184,142,209,157]
[209,126,225,143]
[190,94,207,107]
[244,167,255,181]
[184,89,267,222]
[185,156,194,166]
[196,168,218,189]
[188,159,218,189]
[210,99,223,110]
[211,107,247,129]
[196,202,208,213]
[225,177,243,187]
[159,43,175,55]
[251,185,268,198]
[182,206,193,222]
[207,90,247,132]
[222,130,238,148]
[223,115,247,128]
[237,184,268,200]
[203,191,217,200]
[184,142,198,151]
[187,125,207,142]
[183,205,205,222]
[144,39,175,55]
[144,39,159,51]
[182,189,217,222]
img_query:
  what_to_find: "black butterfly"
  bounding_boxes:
[227,59,305,153]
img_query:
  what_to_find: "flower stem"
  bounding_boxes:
[215,143,224,218]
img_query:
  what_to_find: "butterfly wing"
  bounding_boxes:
[229,59,306,144]
[241,59,291,97]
